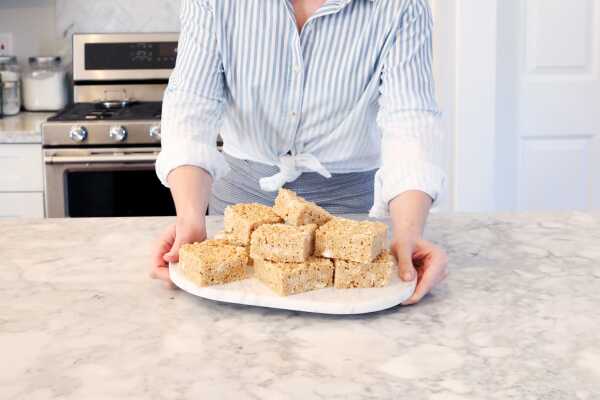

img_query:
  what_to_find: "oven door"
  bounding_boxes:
[44,147,175,218]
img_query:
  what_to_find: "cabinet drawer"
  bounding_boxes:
[0,192,44,218]
[0,144,43,191]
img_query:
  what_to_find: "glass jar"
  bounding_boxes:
[0,55,22,116]
[22,56,68,111]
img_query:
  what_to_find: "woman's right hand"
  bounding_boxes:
[151,218,207,288]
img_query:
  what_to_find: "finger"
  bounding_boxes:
[402,268,437,305]
[150,264,171,282]
[150,265,177,289]
[403,248,448,305]
[437,265,449,285]
[394,246,417,282]
[164,235,184,263]
[426,247,449,287]
[153,225,176,268]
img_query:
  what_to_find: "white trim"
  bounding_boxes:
[452,0,499,211]
[431,0,457,211]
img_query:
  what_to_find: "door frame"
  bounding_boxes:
[432,0,502,212]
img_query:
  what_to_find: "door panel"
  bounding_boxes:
[518,136,594,210]
[526,0,594,74]
[517,0,600,210]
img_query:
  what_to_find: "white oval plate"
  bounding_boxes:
[170,262,416,315]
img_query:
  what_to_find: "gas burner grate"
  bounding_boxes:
[48,102,163,122]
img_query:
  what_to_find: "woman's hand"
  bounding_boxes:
[388,190,447,305]
[150,218,207,288]
[393,238,449,305]
[151,165,212,288]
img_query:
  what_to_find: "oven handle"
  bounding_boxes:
[45,153,158,164]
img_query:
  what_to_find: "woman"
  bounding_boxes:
[151,0,448,305]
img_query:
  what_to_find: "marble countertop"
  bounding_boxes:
[0,112,54,144]
[1,213,599,399]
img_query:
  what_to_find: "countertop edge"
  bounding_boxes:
[0,112,54,144]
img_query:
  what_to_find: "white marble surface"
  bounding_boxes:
[1,213,600,399]
[0,112,53,143]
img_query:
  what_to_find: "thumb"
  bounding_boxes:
[395,245,417,282]
[163,237,183,263]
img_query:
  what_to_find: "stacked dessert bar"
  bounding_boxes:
[178,189,394,296]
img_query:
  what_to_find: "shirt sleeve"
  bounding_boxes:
[370,0,447,218]
[155,0,229,187]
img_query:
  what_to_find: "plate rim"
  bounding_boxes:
[169,262,416,315]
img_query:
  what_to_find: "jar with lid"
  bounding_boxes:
[0,55,22,116]
[22,56,68,111]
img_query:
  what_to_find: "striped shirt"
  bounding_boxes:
[156,0,446,217]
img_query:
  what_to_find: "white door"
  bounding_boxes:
[514,0,600,211]
[436,0,600,212]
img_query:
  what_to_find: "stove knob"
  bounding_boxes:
[149,125,161,141]
[69,126,88,143]
[109,126,128,142]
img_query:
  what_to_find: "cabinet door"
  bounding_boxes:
[0,192,44,218]
[0,144,43,192]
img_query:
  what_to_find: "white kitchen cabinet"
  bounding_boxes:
[0,192,44,218]
[0,144,44,192]
[0,144,45,218]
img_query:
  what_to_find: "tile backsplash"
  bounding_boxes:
[55,0,182,61]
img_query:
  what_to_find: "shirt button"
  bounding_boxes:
[291,112,298,118]
[293,65,301,73]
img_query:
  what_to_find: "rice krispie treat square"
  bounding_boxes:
[223,203,282,245]
[214,230,253,265]
[273,189,332,226]
[315,217,388,264]
[178,240,249,287]
[334,250,394,289]
[253,256,334,296]
[250,223,317,263]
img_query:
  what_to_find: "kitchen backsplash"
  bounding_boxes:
[55,0,182,61]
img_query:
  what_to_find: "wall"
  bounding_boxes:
[55,0,181,60]
[0,0,182,66]
[0,0,58,68]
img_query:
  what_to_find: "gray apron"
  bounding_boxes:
[209,153,375,215]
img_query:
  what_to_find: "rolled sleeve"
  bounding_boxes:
[155,0,228,187]
[371,0,446,218]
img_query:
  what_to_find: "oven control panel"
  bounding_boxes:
[85,42,177,70]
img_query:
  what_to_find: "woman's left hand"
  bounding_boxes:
[393,238,449,305]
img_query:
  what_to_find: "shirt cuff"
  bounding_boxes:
[369,160,446,218]
[155,140,230,187]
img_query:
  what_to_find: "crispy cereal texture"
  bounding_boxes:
[273,189,332,226]
[223,203,282,245]
[253,256,334,296]
[250,223,317,263]
[315,217,387,263]
[334,250,394,289]
[214,230,253,266]
[179,240,249,287]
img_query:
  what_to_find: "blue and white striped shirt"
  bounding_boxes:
[156,0,446,217]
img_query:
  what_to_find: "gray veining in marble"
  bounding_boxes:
[1,213,599,399]
[0,112,52,144]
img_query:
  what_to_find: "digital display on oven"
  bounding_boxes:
[84,42,178,70]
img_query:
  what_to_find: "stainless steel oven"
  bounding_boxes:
[42,33,179,218]
[44,147,175,218]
